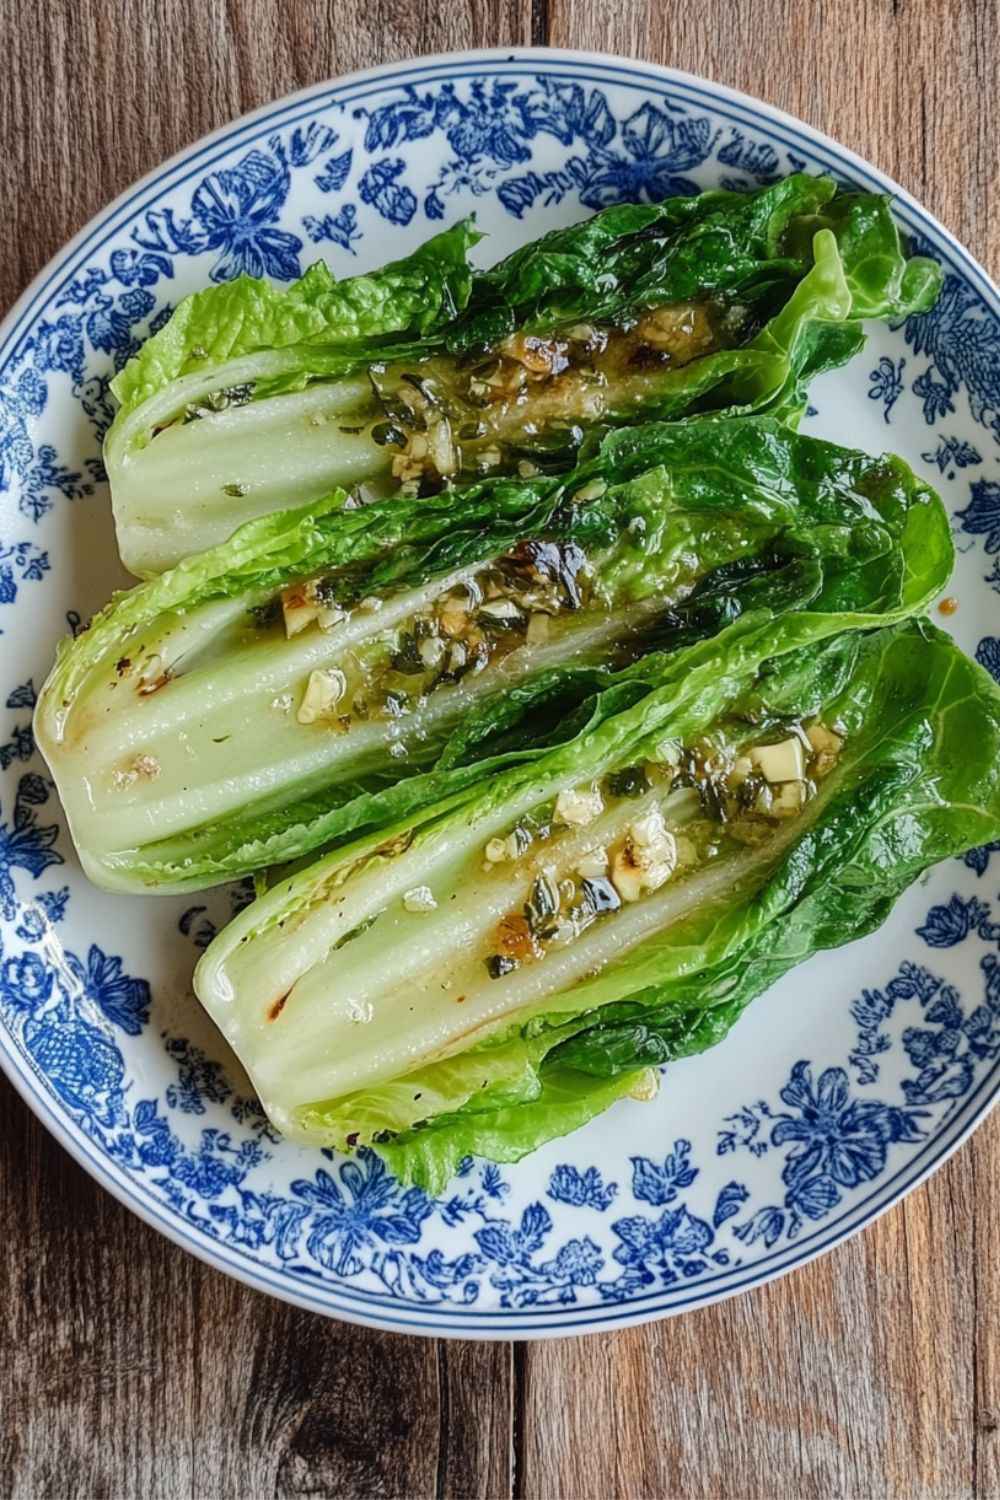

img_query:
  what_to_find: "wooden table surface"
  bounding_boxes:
[2,2,998,1496]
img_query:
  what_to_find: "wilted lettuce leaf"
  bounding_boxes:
[781,191,943,319]
[192,617,1000,1193]
[105,176,942,575]
[110,220,481,416]
[37,418,950,893]
[445,174,938,348]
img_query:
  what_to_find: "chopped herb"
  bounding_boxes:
[333,915,378,951]
[390,632,427,674]
[371,421,407,447]
[699,776,730,823]
[400,371,440,406]
[183,383,253,423]
[504,539,589,609]
[486,954,519,979]
[580,876,622,914]
[248,599,281,628]
[737,771,767,813]
[524,873,559,932]
[607,765,650,799]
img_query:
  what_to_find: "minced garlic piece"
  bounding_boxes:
[627,1068,660,1102]
[611,813,677,902]
[418,636,446,670]
[572,479,608,503]
[636,302,714,362]
[403,886,437,913]
[297,668,347,725]
[484,828,531,865]
[281,579,345,639]
[479,599,522,625]
[806,722,841,755]
[281,581,319,638]
[439,597,470,637]
[751,737,805,783]
[806,721,843,778]
[770,781,807,817]
[555,787,604,827]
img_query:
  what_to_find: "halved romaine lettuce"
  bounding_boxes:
[193,618,1000,1191]
[35,418,951,895]
[105,176,942,575]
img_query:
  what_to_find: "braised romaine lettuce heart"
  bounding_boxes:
[105,175,942,575]
[34,417,951,894]
[193,620,1000,1192]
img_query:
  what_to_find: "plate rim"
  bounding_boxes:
[1,45,997,1339]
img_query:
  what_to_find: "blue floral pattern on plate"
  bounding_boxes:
[0,52,998,1335]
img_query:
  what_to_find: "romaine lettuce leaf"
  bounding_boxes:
[105,221,481,577]
[193,619,1000,1192]
[444,172,938,346]
[443,173,838,351]
[781,191,943,319]
[37,418,950,893]
[110,220,481,416]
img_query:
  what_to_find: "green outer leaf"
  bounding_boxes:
[109,220,481,415]
[375,1069,646,1194]
[565,227,857,430]
[106,176,943,578]
[446,174,837,349]
[295,1029,559,1141]
[783,192,943,318]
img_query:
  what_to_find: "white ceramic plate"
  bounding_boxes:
[2,49,999,1338]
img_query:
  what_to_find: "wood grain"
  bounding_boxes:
[0,1055,513,1498]
[0,2,997,1497]
[548,0,1000,281]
